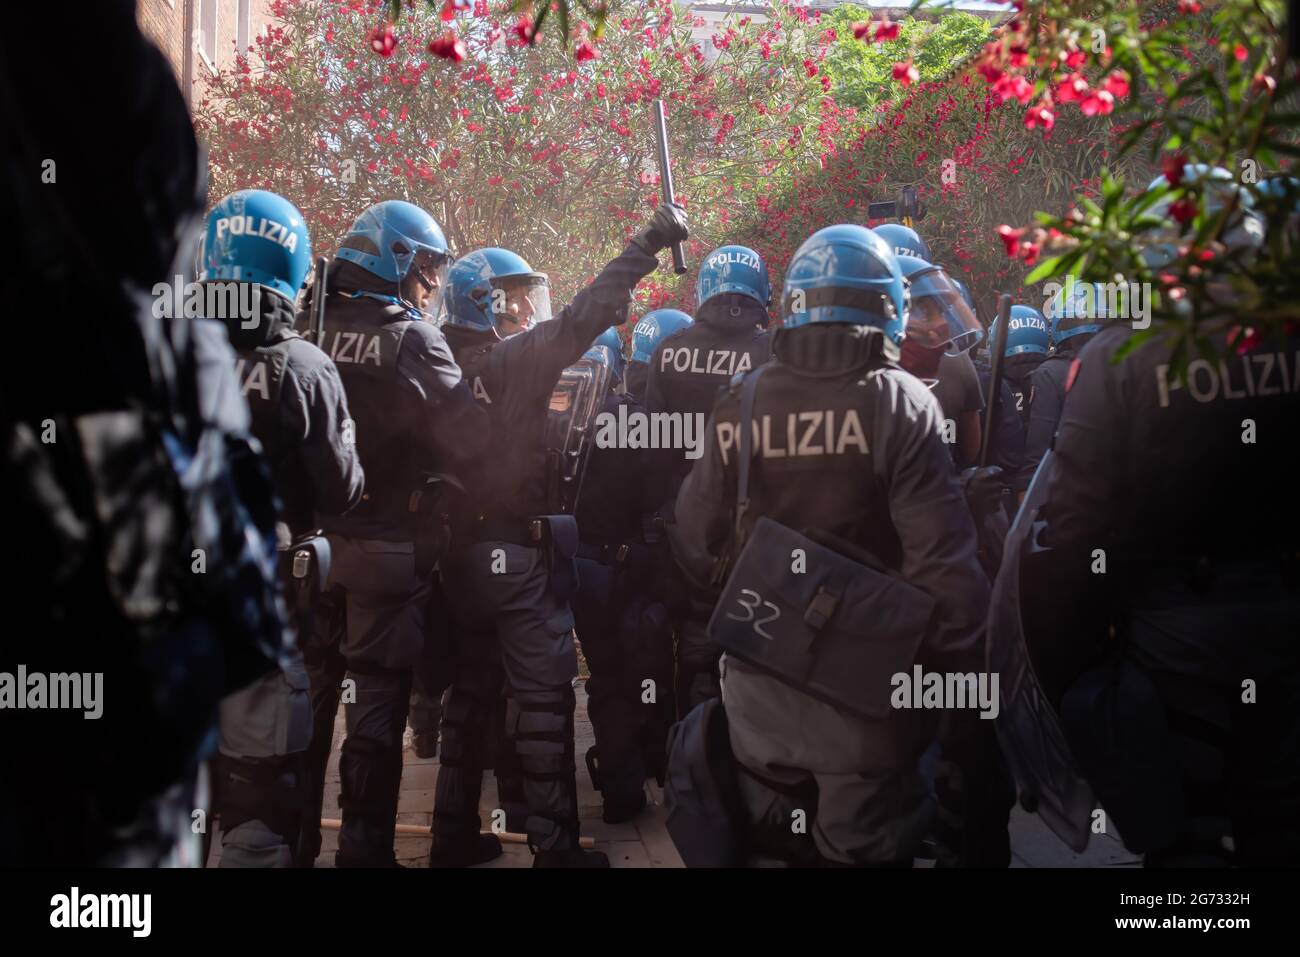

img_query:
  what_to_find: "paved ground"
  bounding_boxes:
[209,680,1133,868]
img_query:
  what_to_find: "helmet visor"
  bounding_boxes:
[411,248,452,321]
[904,268,983,354]
[490,275,552,338]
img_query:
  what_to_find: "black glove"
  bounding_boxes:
[631,202,689,256]
[960,465,1009,519]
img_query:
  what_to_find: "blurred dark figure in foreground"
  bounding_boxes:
[0,1,288,865]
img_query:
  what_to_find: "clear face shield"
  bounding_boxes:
[903,267,983,355]
[408,247,452,321]
[490,274,553,339]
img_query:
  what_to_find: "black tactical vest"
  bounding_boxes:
[648,320,772,493]
[709,361,903,569]
[317,293,420,537]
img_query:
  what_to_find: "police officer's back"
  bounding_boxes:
[305,200,485,869]
[430,204,689,868]
[198,190,364,868]
[672,225,990,865]
[645,246,773,500]
[1024,282,1108,475]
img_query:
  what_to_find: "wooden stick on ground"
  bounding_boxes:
[318,818,596,849]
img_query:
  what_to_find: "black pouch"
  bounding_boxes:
[410,473,461,576]
[707,367,937,722]
[532,514,580,603]
[278,532,331,654]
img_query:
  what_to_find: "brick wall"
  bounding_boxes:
[136,0,276,109]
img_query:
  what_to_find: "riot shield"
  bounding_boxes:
[544,356,612,515]
[987,450,1096,852]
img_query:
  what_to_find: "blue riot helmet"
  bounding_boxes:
[1045,279,1111,345]
[872,222,932,262]
[200,189,311,303]
[335,200,452,315]
[989,304,1050,357]
[630,308,693,365]
[951,276,976,311]
[1141,164,1265,270]
[585,327,626,384]
[697,245,771,310]
[896,256,982,355]
[781,225,909,344]
[444,247,553,339]
[1256,174,1300,252]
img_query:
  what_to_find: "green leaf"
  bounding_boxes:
[1023,254,1065,285]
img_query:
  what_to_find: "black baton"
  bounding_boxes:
[652,99,687,275]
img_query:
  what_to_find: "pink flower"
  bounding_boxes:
[575,40,599,62]
[1104,71,1130,99]
[1161,152,1187,186]
[1178,0,1202,12]
[1056,72,1088,103]
[1080,90,1115,116]
[427,31,467,63]
[892,60,918,87]
[851,21,871,41]
[1024,104,1055,130]
[997,73,1035,104]
[874,18,900,42]
[1169,196,1198,224]
[1253,72,1277,94]
[997,224,1025,257]
[368,24,397,58]
[513,15,534,44]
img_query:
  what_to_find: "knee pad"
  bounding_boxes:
[509,688,576,782]
[438,675,498,770]
[338,734,402,816]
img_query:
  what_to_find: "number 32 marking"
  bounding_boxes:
[726,588,781,640]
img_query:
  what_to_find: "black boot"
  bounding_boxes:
[428,832,503,867]
[412,731,439,760]
[602,789,647,825]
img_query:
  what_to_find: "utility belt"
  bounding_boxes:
[277,531,331,653]
[463,513,581,603]
[576,540,652,571]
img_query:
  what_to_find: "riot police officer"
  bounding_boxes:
[431,204,689,868]
[198,190,365,867]
[572,330,672,823]
[646,246,773,715]
[882,231,985,466]
[1010,165,1295,867]
[974,304,1050,491]
[1027,321,1298,865]
[303,200,487,868]
[874,222,933,262]
[670,224,990,865]
[1022,280,1110,477]
[626,308,693,404]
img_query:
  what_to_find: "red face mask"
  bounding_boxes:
[899,337,945,378]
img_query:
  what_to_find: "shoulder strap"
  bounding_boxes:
[733,364,767,544]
